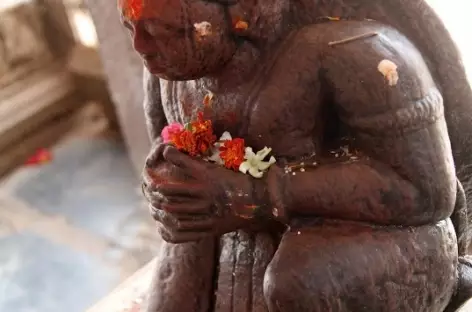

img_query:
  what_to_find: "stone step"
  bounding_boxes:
[0,63,83,176]
[86,259,156,312]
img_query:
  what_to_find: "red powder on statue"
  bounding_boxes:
[119,0,143,20]
[190,112,217,154]
[232,17,249,32]
[171,129,199,156]
[223,111,238,126]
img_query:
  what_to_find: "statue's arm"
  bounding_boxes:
[142,69,216,312]
[262,30,457,226]
[143,67,168,142]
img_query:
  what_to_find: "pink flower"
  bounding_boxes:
[161,123,184,143]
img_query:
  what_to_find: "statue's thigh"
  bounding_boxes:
[263,220,457,312]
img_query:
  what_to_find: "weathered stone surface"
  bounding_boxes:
[130,1,472,311]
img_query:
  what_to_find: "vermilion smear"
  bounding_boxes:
[24,148,52,166]
[232,17,249,32]
[120,0,143,20]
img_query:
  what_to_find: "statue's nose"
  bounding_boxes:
[130,20,156,56]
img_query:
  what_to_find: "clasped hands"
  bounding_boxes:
[142,143,256,243]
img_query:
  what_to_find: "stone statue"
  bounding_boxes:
[118,0,472,311]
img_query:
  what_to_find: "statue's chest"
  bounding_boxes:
[159,80,246,138]
[160,77,321,160]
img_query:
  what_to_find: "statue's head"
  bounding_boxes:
[118,0,237,80]
[118,0,288,81]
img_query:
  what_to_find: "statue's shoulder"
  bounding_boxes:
[306,20,438,118]
[292,20,404,49]
[292,19,432,83]
[277,20,412,78]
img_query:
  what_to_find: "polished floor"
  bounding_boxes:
[0,137,159,312]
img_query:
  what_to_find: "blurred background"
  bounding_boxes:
[0,0,470,311]
[0,1,158,311]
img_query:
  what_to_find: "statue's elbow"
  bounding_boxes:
[414,186,457,225]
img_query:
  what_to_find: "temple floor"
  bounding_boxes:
[0,109,160,312]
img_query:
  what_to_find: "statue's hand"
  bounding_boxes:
[143,145,254,243]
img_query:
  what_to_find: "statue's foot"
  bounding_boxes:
[445,256,472,312]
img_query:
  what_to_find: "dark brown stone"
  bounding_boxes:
[121,0,472,311]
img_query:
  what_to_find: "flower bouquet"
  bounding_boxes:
[161,112,276,178]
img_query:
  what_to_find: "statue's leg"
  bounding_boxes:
[444,179,472,311]
[146,238,216,312]
[263,219,457,312]
[445,256,472,312]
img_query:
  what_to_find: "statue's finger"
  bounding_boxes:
[156,182,204,198]
[157,224,173,242]
[160,200,210,214]
[141,175,167,205]
[163,145,205,174]
[150,202,204,223]
[146,141,167,167]
[152,208,179,229]
[170,231,212,244]
[149,202,161,220]
[143,167,168,187]
[174,218,216,231]
[157,223,211,244]
[147,189,196,211]
[148,193,163,208]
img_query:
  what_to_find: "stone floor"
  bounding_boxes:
[0,113,160,312]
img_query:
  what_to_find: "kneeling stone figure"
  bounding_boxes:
[118,0,472,311]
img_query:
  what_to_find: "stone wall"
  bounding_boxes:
[0,2,52,88]
[83,0,150,174]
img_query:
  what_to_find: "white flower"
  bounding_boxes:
[206,131,232,165]
[378,59,399,86]
[239,147,276,178]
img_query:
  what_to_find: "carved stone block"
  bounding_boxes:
[0,2,52,88]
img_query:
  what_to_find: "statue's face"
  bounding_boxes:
[118,0,238,80]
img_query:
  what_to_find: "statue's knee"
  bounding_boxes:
[445,256,472,312]
[263,258,301,311]
[263,260,283,309]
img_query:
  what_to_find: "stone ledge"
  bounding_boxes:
[87,259,156,312]
[0,62,83,176]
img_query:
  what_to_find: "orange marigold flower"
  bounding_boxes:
[233,17,249,31]
[166,111,216,157]
[191,112,211,132]
[219,138,245,170]
[191,112,216,154]
[171,129,199,156]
